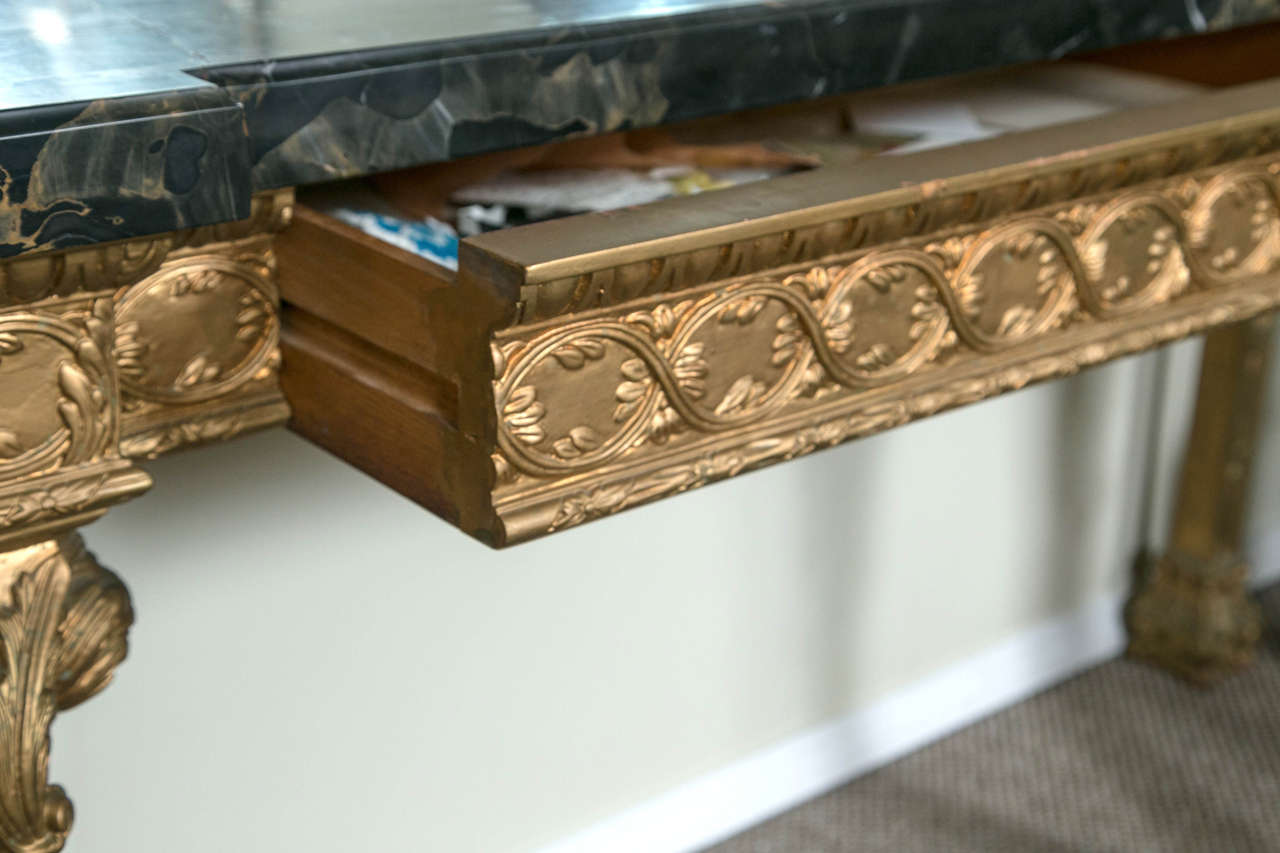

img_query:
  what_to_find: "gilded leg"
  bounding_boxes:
[0,291,151,852]
[1127,314,1275,682]
[0,190,291,852]
[0,535,131,853]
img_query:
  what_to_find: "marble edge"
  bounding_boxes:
[0,85,250,259]
[3,0,1280,256]
[208,0,1280,190]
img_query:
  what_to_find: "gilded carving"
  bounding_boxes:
[0,535,131,853]
[0,298,116,480]
[0,190,292,853]
[0,296,141,852]
[0,239,172,310]
[114,254,279,405]
[513,287,1280,539]
[488,158,1280,540]
[1186,168,1280,277]
[1078,194,1189,312]
[0,473,108,531]
[511,128,1280,322]
[118,405,287,459]
[111,194,292,459]
[0,293,151,554]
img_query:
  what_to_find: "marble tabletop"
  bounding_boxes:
[1,0,1277,256]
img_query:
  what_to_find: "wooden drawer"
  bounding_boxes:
[277,74,1280,547]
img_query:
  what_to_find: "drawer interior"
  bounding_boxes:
[275,23,1280,544]
[281,59,1208,372]
[293,63,1205,272]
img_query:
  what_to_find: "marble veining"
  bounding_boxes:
[0,0,1278,256]
[0,88,248,257]
[201,0,1280,188]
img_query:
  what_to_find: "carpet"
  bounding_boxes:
[705,584,1280,852]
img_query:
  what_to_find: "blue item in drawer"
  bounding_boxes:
[329,207,459,271]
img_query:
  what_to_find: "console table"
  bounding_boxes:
[3,2,1280,850]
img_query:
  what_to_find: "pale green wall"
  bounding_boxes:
[56,336,1265,853]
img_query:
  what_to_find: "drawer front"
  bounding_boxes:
[282,80,1280,546]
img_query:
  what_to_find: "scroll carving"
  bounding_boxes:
[489,161,1280,540]
[113,191,293,458]
[0,297,116,479]
[0,535,131,853]
[0,295,150,548]
[0,190,291,461]
[0,189,291,852]
[115,256,279,404]
[0,289,143,853]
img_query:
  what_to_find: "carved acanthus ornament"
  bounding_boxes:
[0,190,293,461]
[0,286,148,853]
[0,295,151,547]
[487,161,1280,540]
[0,190,292,852]
[114,190,293,458]
[0,536,130,853]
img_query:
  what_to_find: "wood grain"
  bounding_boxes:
[275,39,1280,547]
[276,204,457,371]
[281,307,498,541]
[1086,20,1280,87]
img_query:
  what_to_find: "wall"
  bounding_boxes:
[53,334,1271,853]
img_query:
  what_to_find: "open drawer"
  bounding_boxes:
[277,68,1280,547]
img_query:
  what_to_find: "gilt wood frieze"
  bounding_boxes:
[487,160,1280,542]
[276,81,1280,547]
[0,293,150,549]
[0,190,292,852]
[110,190,293,458]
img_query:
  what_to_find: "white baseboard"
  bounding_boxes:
[538,548,1280,853]
[536,591,1129,853]
[1250,529,1280,588]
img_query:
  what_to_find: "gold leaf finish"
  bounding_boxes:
[487,160,1280,541]
[0,298,116,481]
[113,194,292,458]
[496,119,1280,323]
[0,535,130,853]
[115,255,279,405]
[1128,314,1275,682]
[0,190,292,852]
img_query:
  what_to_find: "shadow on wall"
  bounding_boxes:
[66,351,1172,853]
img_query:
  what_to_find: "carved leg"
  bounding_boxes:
[0,190,291,851]
[1127,313,1275,683]
[0,535,131,853]
[0,291,151,852]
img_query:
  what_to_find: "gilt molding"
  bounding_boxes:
[511,121,1280,322]
[0,190,292,853]
[0,535,131,853]
[113,232,289,458]
[0,294,151,551]
[0,189,292,461]
[489,158,1280,542]
[0,285,144,853]
[0,190,293,310]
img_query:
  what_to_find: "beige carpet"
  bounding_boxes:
[706,585,1280,853]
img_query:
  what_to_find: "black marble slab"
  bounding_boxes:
[1,0,1278,256]
[0,87,248,257]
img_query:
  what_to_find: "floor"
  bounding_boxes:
[705,584,1280,853]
